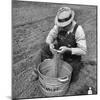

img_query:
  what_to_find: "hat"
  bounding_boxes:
[55,7,75,27]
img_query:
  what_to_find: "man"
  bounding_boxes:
[41,7,87,82]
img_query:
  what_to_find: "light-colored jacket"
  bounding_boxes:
[46,21,87,55]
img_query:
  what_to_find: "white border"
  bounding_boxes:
[0,0,99,100]
[21,0,99,5]
[0,0,11,100]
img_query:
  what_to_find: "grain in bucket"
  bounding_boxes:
[37,51,73,96]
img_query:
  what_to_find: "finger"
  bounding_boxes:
[59,46,66,50]
[52,45,54,48]
[59,48,63,51]
[50,46,53,50]
[50,45,54,49]
[59,47,63,49]
[57,50,63,53]
[57,51,62,53]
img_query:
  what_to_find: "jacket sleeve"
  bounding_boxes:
[71,25,87,55]
[46,25,58,45]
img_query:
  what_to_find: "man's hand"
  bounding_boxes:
[50,44,54,50]
[58,46,71,54]
[49,44,56,54]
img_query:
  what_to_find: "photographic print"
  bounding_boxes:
[12,0,97,99]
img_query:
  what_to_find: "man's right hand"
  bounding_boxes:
[50,44,54,49]
[49,44,56,54]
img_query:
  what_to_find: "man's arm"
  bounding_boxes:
[46,25,58,45]
[71,25,87,55]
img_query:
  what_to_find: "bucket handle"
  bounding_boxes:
[58,76,69,83]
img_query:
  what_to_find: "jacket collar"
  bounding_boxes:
[67,20,76,34]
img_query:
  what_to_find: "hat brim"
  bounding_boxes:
[55,11,75,27]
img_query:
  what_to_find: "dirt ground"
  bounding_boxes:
[12,1,97,99]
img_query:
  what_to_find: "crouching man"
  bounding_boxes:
[41,7,87,82]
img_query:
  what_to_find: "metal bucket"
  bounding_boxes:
[37,58,73,96]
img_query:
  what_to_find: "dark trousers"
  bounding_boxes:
[40,43,84,82]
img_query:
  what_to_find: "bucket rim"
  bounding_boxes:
[37,59,72,80]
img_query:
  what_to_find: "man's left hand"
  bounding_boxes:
[57,46,71,54]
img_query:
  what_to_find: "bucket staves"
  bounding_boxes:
[37,53,72,96]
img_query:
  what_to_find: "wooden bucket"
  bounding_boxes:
[37,52,72,96]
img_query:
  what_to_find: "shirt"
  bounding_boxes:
[46,21,87,55]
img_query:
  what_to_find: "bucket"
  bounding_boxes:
[37,52,73,96]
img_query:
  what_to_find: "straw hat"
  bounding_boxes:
[55,7,75,27]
